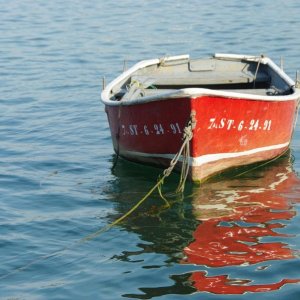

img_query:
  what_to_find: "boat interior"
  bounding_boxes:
[112,56,294,101]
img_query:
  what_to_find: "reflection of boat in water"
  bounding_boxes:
[107,153,300,297]
[190,272,299,294]
[182,153,300,294]
[187,153,299,222]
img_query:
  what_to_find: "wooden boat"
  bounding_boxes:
[101,53,300,182]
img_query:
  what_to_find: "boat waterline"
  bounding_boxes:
[120,141,290,167]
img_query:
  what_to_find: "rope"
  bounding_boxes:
[159,111,196,195]
[128,79,146,95]
[95,112,196,237]
[232,147,290,179]
[82,177,166,242]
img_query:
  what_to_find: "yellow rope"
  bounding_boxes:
[232,148,290,179]
[82,113,196,240]
[82,176,167,242]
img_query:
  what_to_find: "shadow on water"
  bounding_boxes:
[105,153,300,298]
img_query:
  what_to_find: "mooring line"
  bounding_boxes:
[83,112,196,240]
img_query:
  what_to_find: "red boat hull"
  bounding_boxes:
[105,95,297,182]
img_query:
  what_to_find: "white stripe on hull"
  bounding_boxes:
[120,141,290,167]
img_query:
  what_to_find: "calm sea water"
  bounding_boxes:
[1,1,300,299]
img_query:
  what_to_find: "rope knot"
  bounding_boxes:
[163,166,173,177]
[183,126,193,141]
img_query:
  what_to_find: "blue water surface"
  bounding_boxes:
[1,0,300,299]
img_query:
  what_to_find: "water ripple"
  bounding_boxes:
[1,0,300,299]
